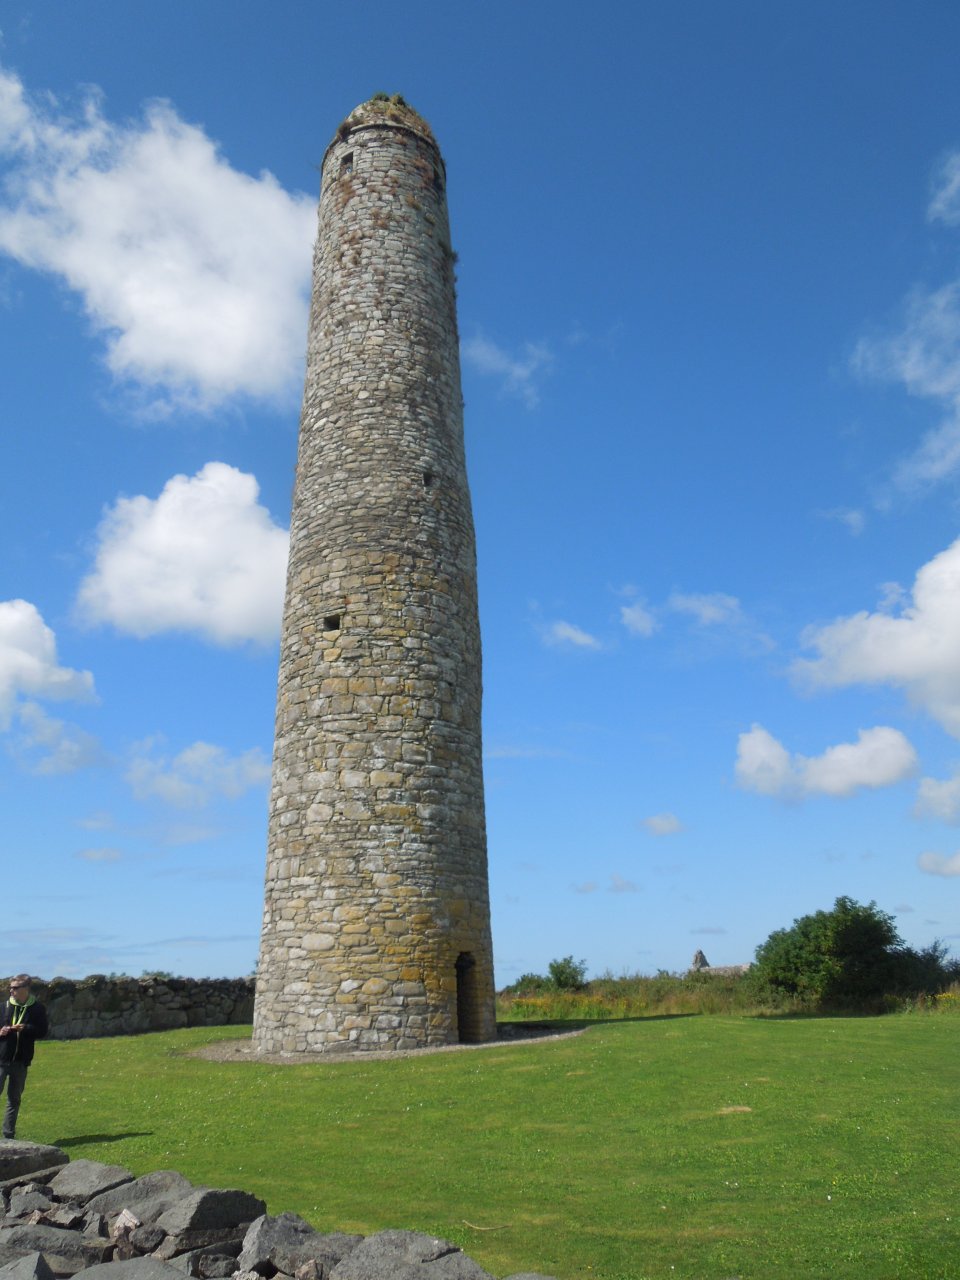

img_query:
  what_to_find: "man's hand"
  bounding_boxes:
[0,1026,11,1037]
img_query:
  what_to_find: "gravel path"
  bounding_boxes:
[191,1023,585,1065]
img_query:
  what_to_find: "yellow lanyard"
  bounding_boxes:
[9,1004,26,1027]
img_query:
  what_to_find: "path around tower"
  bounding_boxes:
[191,1024,584,1064]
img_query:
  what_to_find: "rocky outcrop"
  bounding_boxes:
[22,978,254,1042]
[0,1146,555,1280]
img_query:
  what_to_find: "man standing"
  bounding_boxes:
[0,975,48,1139]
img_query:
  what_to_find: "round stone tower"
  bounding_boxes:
[253,96,497,1054]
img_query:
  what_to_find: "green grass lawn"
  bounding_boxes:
[19,1014,960,1280]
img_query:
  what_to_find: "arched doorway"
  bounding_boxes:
[455,951,480,1043]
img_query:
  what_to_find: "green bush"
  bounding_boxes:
[547,955,588,990]
[508,972,552,995]
[751,896,957,1010]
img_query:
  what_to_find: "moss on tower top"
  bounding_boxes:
[336,93,436,145]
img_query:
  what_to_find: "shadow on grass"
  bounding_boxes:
[51,1132,153,1148]
[747,1008,896,1021]
[499,1013,700,1035]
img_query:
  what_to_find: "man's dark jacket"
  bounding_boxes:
[0,999,48,1067]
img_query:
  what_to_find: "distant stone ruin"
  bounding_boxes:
[688,952,751,977]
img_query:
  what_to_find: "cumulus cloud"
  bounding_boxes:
[126,739,271,809]
[735,725,793,795]
[643,812,682,836]
[620,601,658,637]
[461,334,552,409]
[915,769,960,823]
[15,702,104,774]
[541,620,602,650]
[0,600,95,728]
[794,536,960,736]
[0,66,315,411]
[668,591,744,626]
[76,462,288,645]
[918,850,960,877]
[735,723,918,799]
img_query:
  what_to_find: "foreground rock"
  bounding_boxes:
[0,1147,69,1186]
[0,1147,557,1280]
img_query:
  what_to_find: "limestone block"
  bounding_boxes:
[0,1147,68,1184]
[156,1189,266,1236]
[49,1162,133,1206]
[0,1224,111,1274]
[237,1214,361,1277]
[0,1253,56,1280]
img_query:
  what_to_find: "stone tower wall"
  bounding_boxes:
[253,100,496,1054]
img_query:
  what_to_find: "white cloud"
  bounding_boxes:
[541,620,602,650]
[76,462,288,646]
[76,811,114,831]
[929,152,960,226]
[794,535,960,736]
[0,600,95,728]
[572,881,598,894]
[15,701,104,774]
[609,873,639,893]
[854,281,960,492]
[820,507,866,537]
[76,847,122,863]
[918,850,960,877]
[461,334,552,409]
[126,739,271,809]
[916,769,960,823]
[735,725,793,796]
[735,723,918,799]
[0,67,315,411]
[845,152,960,493]
[801,729,918,796]
[668,591,744,626]
[621,601,658,636]
[643,812,682,836]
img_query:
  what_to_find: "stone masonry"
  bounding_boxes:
[0,1142,558,1279]
[27,977,254,1041]
[253,96,496,1054]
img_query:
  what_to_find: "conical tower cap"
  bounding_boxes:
[332,94,436,148]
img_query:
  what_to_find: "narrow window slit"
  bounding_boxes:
[422,471,433,488]
[323,614,341,632]
[340,153,353,175]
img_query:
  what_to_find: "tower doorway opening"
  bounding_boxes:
[455,951,481,1043]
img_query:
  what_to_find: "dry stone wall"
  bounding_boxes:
[0,1144,557,1280]
[254,97,496,1055]
[24,978,254,1041]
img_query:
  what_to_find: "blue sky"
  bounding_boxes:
[3,2,960,984]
